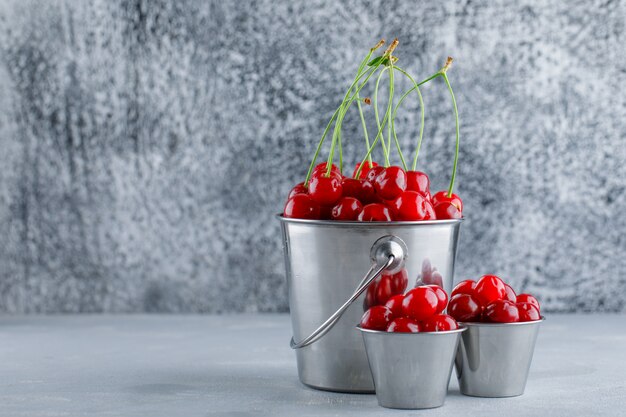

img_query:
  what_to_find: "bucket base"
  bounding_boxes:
[301,381,374,394]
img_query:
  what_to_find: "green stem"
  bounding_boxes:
[356,93,372,164]
[387,63,407,170]
[392,66,432,170]
[373,68,390,161]
[326,63,386,176]
[442,72,460,197]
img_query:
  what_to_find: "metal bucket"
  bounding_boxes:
[455,319,543,397]
[277,215,462,392]
[359,326,466,409]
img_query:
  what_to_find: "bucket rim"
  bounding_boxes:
[275,214,463,227]
[356,325,467,336]
[458,317,545,327]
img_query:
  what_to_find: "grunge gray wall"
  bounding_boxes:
[0,0,624,313]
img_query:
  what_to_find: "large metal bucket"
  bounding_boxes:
[277,216,462,392]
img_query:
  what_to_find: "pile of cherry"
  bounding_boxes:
[283,161,463,221]
[360,273,541,333]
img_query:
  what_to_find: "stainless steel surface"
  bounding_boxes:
[455,318,544,397]
[278,215,462,392]
[289,255,395,349]
[359,327,466,409]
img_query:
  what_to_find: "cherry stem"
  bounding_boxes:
[387,61,408,170]
[356,93,373,164]
[442,71,460,197]
[373,68,390,162]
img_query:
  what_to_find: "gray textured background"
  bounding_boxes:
[0,0,624,313]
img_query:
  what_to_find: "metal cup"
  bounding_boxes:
[455,318,544,397]
[278,216,462,392]
[359,327,466,409]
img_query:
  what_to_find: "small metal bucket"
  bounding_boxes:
[455,319,544,397]
[277,216,462,392]
[359,327,466,409]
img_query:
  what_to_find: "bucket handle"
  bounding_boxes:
[290,235,408,349]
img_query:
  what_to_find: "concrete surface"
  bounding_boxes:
[0,314,624,416]
[0,1,625,314]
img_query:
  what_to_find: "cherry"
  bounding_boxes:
[358,180,378,204]
[331,197,363,221]
[341,178,362,199]
[425,285,448,313]
[376,269,408,304]
[402,286,439,321]
[319,205,333,220]
[308,175,343,206]
[406,171,431,197]
[288,182,307,199]
[359,306,393,331]
[357,203,393,221]
[483,300,520,323]
[363,282,377,309]
[387,317,420,333]
[312,162,341,179]
[433,202,462,219]
[517,302,541,322]
[474,275,507,306]
[384,294,405,318]
[283,194,320,219]
[432,191,463,212]
[517,294,540,312]
[365,165,385,183]
[421,314,459,332]
[451,279,475,298]
[373,166,407,200]
[504,284,517,303]
[353,161,378,180]
[391,190,436,221]
[448,293,483,322]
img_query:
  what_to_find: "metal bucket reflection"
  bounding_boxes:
[277,216,462,392]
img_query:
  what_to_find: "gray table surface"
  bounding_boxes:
[1,314,625,417]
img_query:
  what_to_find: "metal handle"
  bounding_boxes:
[290,235,408,349]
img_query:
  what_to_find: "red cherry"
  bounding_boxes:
[352,161,378,180]
[331,197,363,221]
[357,203,393,221]
[373,166,407,200]
[319,205,334,220]
[421,314,459,332]
[312,162,341,179]
[484,300,520,323]
[432,191,463,212]
[391,190,436,221]
[516,294,540,312]
[504,284,517,303]
[365,165,385,183]
[386,317,420,333]
[288,182,307,199]
[402,286,439,321]
[384,294,405,318]
[474,275,507,306]
[451,280,476,297]
[358,180,378,204]
[363,281,378,309]
[425,285,448,313]
[376,270,408,304]
[517,302,541,322]
[341,178,361,199]
[434,202,462,219]
[308,175,343,206]
[406,171,431,197]
[283,194,320,219]
[448,293,483,322]
[359,306,393,330]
